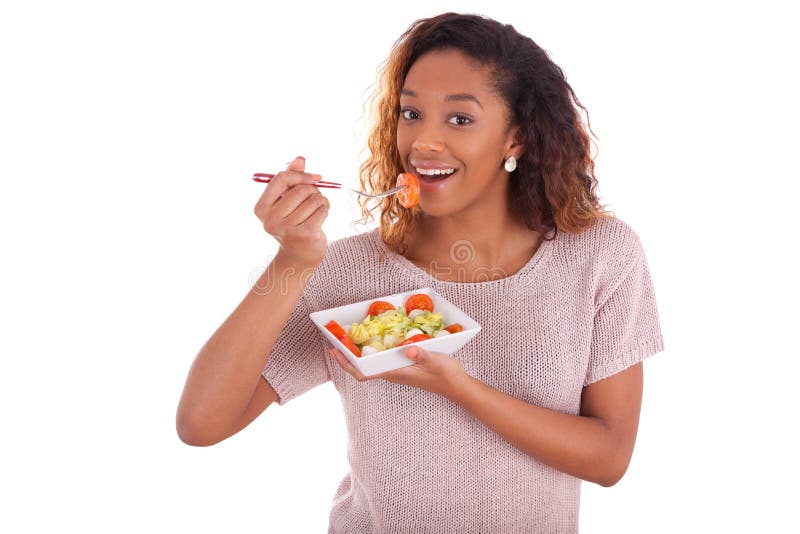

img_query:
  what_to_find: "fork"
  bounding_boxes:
[252,173,405,199]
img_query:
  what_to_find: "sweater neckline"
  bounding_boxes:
[369,227,555,288]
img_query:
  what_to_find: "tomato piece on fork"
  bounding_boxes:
[396,173,420,208]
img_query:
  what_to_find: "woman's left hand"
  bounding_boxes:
[328,345,467,398]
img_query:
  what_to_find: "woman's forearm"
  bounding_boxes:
[176,253,318,446]
[446,374,625,486]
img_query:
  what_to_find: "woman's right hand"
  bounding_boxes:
[254,156,331,268]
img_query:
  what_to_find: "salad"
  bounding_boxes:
[325,293,464,357]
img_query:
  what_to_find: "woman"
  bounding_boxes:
[176,12,665,533]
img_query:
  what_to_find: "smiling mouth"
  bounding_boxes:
[415,169,458,182]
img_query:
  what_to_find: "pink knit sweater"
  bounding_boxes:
[262,217,665,533]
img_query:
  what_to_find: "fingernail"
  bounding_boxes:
[313,174,322,181]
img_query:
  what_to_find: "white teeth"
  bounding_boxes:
[415,168,455,176]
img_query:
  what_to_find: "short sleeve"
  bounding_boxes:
[584,237,665,386]
[262,290,331,405]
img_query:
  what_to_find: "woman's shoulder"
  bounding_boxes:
[568,216,651,299]
[308,228,385,283]
[326,227,383,260]
[547,216,646,295]
[302,228,397,308]
[560,215,644,260]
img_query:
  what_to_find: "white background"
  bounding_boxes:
[2,0,798,532]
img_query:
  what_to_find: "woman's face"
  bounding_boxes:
[396,48,523,217]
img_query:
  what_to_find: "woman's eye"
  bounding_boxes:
[399,108,418,120]
[448,115,472,126]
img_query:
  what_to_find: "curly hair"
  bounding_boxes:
[355,12,614,255]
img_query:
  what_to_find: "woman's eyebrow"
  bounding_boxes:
[400,88,483,109]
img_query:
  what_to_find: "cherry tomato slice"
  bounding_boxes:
[397,333,432,347]
[444,323,464,334]
[338,335,362,357]
[396,173,420,208]
[404,293,434,315]
[325,320,347,339]
[367,300,395,317]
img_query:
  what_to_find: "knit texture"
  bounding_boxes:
[262,216,665,533]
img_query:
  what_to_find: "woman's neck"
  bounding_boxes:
[403,212,542,277]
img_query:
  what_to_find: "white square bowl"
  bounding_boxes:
[309,287,482,376]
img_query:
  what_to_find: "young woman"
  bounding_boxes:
[177,12,665,533]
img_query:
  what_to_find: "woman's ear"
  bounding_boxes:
[506,125,526,159]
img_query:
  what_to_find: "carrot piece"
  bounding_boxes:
[325,320,347,339]
[444,323,464,334]
[338,335,362,357]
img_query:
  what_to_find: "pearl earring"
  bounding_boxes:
[504,156,517,173]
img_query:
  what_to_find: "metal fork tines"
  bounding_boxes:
[348,185,405,199]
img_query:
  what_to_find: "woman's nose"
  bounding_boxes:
[411,128,445,152]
